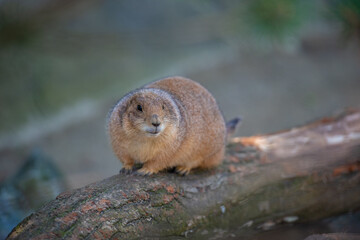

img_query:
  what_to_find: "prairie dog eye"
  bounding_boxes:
[137,105,143,112]
[162,105,165,110]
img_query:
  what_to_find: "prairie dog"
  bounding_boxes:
[107,76,226,175]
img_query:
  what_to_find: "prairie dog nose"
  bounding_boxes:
[151,114,161,127]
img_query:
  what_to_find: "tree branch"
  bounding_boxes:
[7,109,360,239]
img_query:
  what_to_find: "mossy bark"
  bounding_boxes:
[7,109,360,239]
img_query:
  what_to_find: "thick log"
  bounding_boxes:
[7,109,360,239]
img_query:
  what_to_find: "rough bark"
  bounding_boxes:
[7,109,360,240]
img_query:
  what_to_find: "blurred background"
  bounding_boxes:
[0,0,359,239]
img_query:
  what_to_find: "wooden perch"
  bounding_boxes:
[7,109,360,239]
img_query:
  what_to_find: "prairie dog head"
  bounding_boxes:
[109,88,180,139]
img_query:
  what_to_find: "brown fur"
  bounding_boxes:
[107,76,226,175]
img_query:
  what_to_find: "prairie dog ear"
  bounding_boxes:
[116,103,128,126]
[109,91,138,127]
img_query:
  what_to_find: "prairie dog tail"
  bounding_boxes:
[226,117,242,140]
